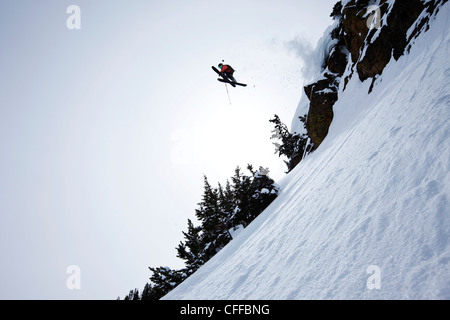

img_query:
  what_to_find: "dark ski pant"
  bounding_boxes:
[223,72,236,83]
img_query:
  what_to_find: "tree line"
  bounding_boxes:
[120,165,279,300]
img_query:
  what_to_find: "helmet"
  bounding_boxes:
[218,63,223,68]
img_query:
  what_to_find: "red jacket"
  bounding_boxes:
[220,65,234,74]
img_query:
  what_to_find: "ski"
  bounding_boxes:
[217,78,247,87]
[211,66,221,75]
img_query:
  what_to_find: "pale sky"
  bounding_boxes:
[0,0,337,299]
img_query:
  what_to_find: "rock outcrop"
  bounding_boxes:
[301,0,447,153]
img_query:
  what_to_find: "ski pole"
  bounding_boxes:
[224,83,232,105]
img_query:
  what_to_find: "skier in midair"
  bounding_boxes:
[211,63,246,87]
[218,63,237,83]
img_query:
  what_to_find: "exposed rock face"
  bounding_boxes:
[304,77,339,149]
[343,0,446,84]
[302,0,447,152]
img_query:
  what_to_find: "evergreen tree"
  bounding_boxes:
[270,114,309,172]
[148,266,186,300]
[123,288,140,300]
[229,166,252,227]
[176,219,203,273]
[217,182,233,225]
[248,165,279,222]
[230,165,279,227]
[194,176,232,262]
[141,282,157,300]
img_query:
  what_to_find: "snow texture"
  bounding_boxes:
[164,3,450,300]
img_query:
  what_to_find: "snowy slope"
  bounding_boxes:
[164,4,450,300]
